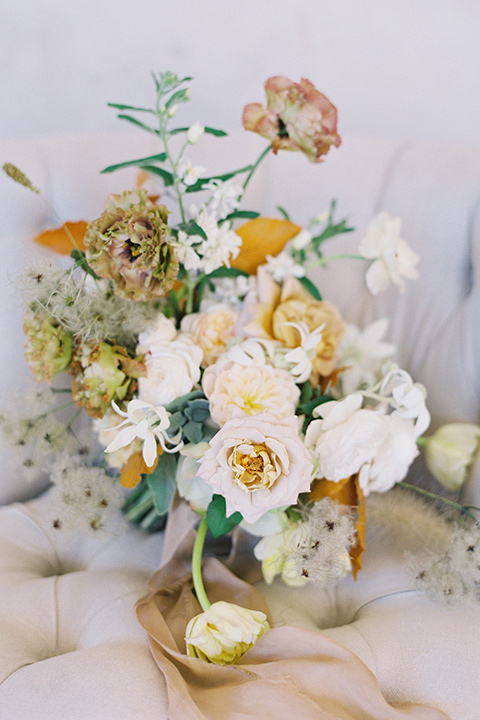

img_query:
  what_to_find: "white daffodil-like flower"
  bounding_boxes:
[378,364,430,436]
[179,160,206,187]
[226,337,277,366]
[335,319,396,395]
[204,178,242,220]
[359,212,419,294]
[275,321,325,383]
[105,399,183,467]
[424,423,480,491]
[263,251,305,283]
[186,122,204,144]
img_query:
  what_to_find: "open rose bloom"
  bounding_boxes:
[243,76,341,162]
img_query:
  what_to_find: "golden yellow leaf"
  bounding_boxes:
[34,221,88,255]
[308,474,365,579]
[120,448,162,489]
[232,217,301,275]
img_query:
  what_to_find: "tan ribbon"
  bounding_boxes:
[136,499,450,720]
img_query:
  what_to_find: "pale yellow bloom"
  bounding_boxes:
[425,423,480,491]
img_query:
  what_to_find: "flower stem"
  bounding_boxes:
[305,253,366,272]
[241,145,271,196]
[397,481,479,522]
[192,518,211,611]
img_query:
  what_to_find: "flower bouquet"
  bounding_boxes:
[3,72,480,668]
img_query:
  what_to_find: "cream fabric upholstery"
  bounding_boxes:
[1,132,479,719]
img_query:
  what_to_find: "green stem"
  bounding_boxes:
[192,518,211,611]
[398,481,479,522]
[241,145,271,196]
[155,95,187,223]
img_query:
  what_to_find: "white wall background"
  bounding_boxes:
[1,0,480,143]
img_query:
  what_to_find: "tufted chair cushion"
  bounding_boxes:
[1,132,479,719]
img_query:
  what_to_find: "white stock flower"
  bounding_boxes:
[179,160,206,186]
[105,400,182,467]
[263,251,305,283]
[185,601,269,664]
[176,442,214,513]
[359,212,419,294]
[198,412,313,523]
[336,319,396,395]
[304,394,388,482]
[424,423,480,491]
[137,314,202,406]
[187,209,242,274]
[205,178,242,220]
[202,360,300,426]
[187,122,204,144]
[358,413,419,496]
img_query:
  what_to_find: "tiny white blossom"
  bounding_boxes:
[336,319,396,395]
[359,212,419,294]
[291,228,312,250]
[179,160,206,187]
[195,209,242,274]
[105,400,183,467]
[187,122,204,144]
[205,178,242,220]
[263,251,305,282]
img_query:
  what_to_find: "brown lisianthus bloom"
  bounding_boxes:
[85,190,178,302]
[243,267,345,386]
[243,76,341,163]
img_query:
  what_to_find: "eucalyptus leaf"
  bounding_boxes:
[101,153,167,174]
[146,453,177,516]
[182,421,203,445]
[165,390,206,415]
[184,399,210,423]
[206,494,243,538]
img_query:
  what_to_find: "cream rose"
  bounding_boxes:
[136,314,202,406]
[181,304,238,367]
[185,601,269,664]
[198,412,313,523]
[202,360,300,426]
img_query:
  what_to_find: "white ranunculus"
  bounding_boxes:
[424,423,480,491]
[136,315,202,406]
[359,212,419,295]
[176,442,214,513]
[304,394,388,482]
[198,412,313,524]
[185,601,269,664]
[358,414,419,496]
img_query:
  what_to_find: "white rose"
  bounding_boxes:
[304,394,387,482]
[424,423,480,491]
[198,412,313,524]
[185,601,269,664]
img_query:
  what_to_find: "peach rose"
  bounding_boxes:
[181,304,238,368]
[198,412,313,523]
[243,267,345,385]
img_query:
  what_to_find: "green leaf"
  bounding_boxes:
[298,394,333,416]
[299,381,313,405]
[165,390,206,415]
[70,249,100,279]
[206,494,243,538]
[185,166,253,193]
[219,210,260,224]
[169,125,228,137]
[206,267,249,279]
[164,88,190,109]
[140,165,175,186]
[100,153,167,174]
[184,399,210,423]
[298,276,322,301]
[116,114,160,136]
[277,206,291,221]
[146,453,177,516]
[178,220,207,241]
[107,102,155,113]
